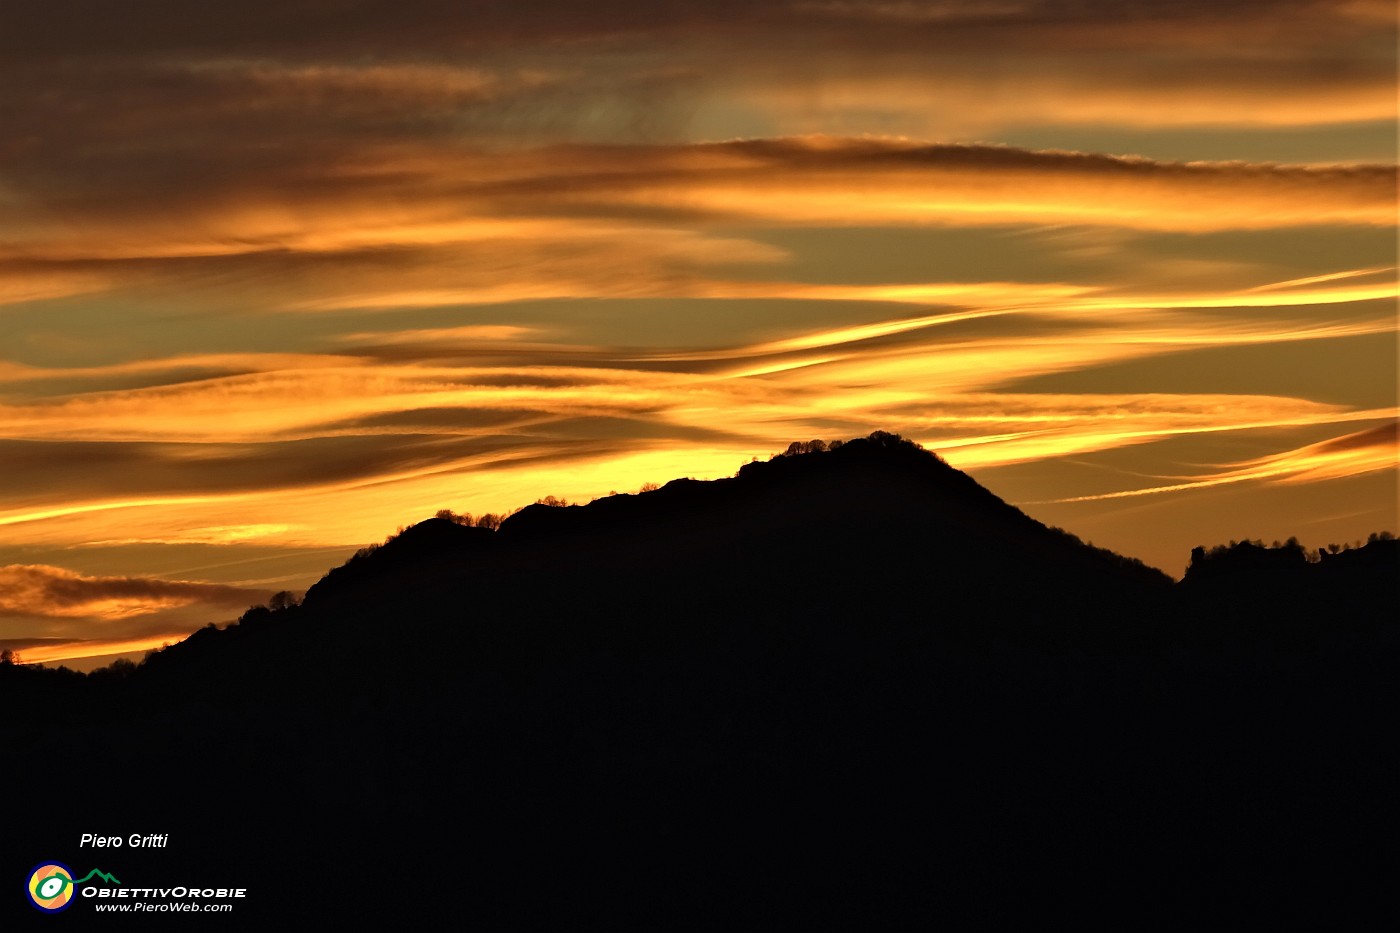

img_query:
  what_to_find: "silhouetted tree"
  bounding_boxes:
[268,590,301,611]
[782,439,831,457]
[90,657,137,680]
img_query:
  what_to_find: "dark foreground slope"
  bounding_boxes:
[7,435,1396,929]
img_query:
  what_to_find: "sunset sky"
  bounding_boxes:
[2,0,1395,668]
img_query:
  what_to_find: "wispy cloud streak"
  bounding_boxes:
[1031,422,1399,503]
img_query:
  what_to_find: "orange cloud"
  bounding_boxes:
[0,323,1389,550]
[2,141,1390,280]
[13,635,193,667]
[563,140,1393,231]
[742,65,1396,136]
[0,564,267,621]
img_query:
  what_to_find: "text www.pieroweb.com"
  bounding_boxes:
[82,886,247,914]
[93,901,235,913]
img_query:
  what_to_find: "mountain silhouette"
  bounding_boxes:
[299,431,1170,645]
[5,433,1395,929]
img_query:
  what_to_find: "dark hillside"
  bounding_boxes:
[303,432,1171,644]
[5,434,1394,929]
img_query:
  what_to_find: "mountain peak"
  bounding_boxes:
[303,432,1171,616]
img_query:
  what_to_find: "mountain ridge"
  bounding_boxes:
[5,431,1395,929]
[303,431,1170,614]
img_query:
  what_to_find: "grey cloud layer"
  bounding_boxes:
[3,1,1386,55]
[0,0,1389,189]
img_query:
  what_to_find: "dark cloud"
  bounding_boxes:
[456,140,1396,234]
[2,138,1389,274]
[0,1,1385,57]
[0,434,562,501]
[322,406,533,431]
[0,0,1388,206]
[0,415,747,508]
[1312,420,1398,454]
[0,564,267,620]
[529,137,1397,190]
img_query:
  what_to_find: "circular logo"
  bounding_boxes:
[27,862,76,913]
